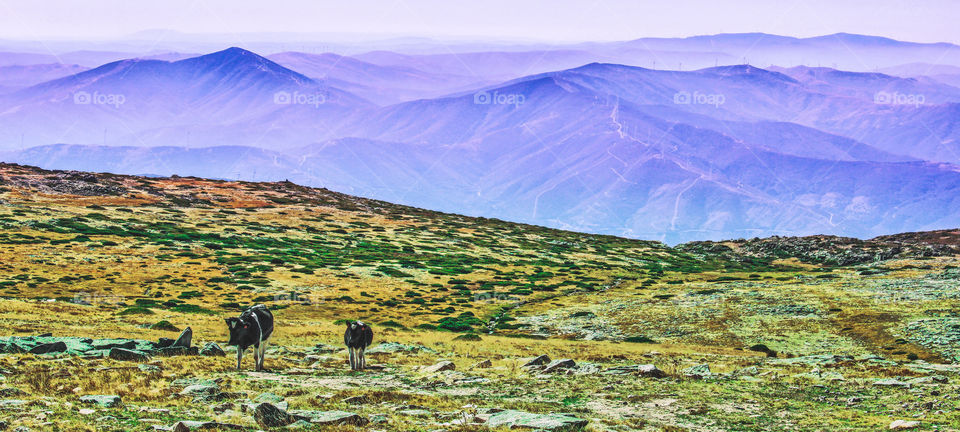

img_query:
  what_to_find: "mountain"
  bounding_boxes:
[267,52,493,105]
[0,48,371,150]
[0,64,89,93]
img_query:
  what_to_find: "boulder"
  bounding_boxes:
[155,346,198,357]
[473,359,493,369]
[423,361,456,373]
[199,342,225,357]
[253,402,296,428]
[29,342,67,355]
[543,359,576,373]
[179,384,219,397]
[108,348,150,362]
[342,396,369,405]
[873,379,910,388]
[79,395,122,408]
[172,327,192,348]
[522,355,551,367]
[486,410,588,431]
[289,410,369,426]
[637,364,666,378]
[682,364,711,378]
[889,420,921,430]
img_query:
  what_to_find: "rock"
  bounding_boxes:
[256,393,284,404]
[156,338,175,349]
[0,388,25,398]
[108,348,150,362]
[873,379,910,388]
[343,396,369,405]
[149,321,180,332]
[0,400,28,410]
[424,361,456,373]
[473,359,493,369]
[171,422,190,432]
[78,395,122,408]
[199,342,225,357]
[398,409,433,418]
[486,410,588,431]
[254,402,296,427]
[311,343,339,354]
[889,420,921,430]
[29,342,67,355]
[156,346,198,357]
[732,366,759,377]
[138,364,161,373]
[682,364,711,378]
[522,355,551,367]
[180,384,219,397]
[637,364,666,378]
[543,359,576,373]
[289,410,369,426]
[172,327,192,348]
[365,342,434,354]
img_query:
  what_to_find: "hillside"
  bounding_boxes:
[1,163,960,431]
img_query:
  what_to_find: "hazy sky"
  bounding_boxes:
[0,0,956,44]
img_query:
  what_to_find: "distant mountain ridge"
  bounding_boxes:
[1,42,960,243]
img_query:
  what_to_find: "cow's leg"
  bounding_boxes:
[349,347,355,370]
[236,347,243,370]
[359,347,366,370]
[253,343,261,371]
[258,340,268,371]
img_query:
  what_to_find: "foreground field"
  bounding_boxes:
[0,163,958,431]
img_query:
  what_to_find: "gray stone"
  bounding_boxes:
[0,399,28,410]
[172,327,192,348]
[28,342,67,355]
[365,342,434,354]
[342,395,368,404]
[486,410,588,431]
[0,388,25,398]
[473,359,492,369]
[424,360,456,373]
[873,378,910,388]
[289,410,368,426]
[256,392,284,404]
[254,402,296,427]
[637,364,666,378]
[108,348,150,362]
[682,364,711,378]
[199,342,225,357]
[138,364,161,373]
[180,384,219,397]
[889,420,921,430]
[78,395,122,408]
[522,355,551,367]
[543,359,576,373]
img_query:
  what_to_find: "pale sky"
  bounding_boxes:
[0,0,956,44]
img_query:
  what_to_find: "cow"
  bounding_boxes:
[343,321,374,370]
[225,304,274,371]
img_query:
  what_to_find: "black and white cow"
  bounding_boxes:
[225,304,274,371]
[343,321,374,370]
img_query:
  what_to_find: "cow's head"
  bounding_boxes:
[225,317,251,346]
